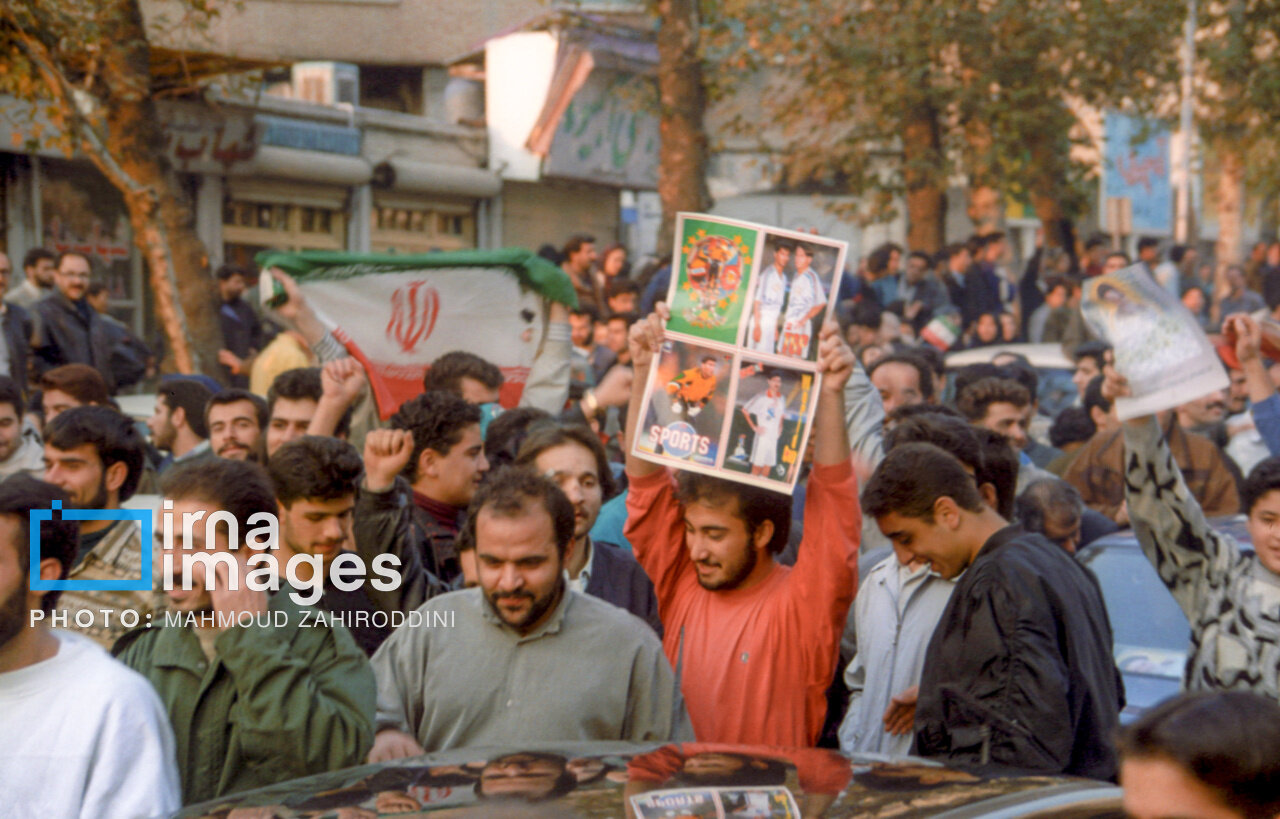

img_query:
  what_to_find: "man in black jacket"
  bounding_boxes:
[32,251,115,392]
[863,442,1123,781]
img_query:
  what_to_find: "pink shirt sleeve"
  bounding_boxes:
[789,458,860,655]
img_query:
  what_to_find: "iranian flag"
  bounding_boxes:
[255,250,576,418]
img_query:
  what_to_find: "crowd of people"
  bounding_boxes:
[0,232,1278,819]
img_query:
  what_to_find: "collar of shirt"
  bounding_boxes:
[412,491,462,530]
[478,581,574,643]
[566,537,595,595]
[173,439,211,464]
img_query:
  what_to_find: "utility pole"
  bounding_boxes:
[1175,0,1196,243]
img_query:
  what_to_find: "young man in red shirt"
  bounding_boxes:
[624,307,860,746]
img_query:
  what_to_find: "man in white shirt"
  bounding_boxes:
[747,241,792,353]
[742,370,789,478]
[0,475,180,818]
[777,243,827,358]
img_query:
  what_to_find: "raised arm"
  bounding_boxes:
[519,300,572,414]
[1229,314,1280,456]
[1108,369,1241,620]
[624,307,670,481]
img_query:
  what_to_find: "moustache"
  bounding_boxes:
[492,591,535,602]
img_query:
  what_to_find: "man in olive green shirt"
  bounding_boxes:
[365,432,687,762]
[115,459,375,804]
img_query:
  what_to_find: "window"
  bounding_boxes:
[370,202,474,253]
[223,198,345,253]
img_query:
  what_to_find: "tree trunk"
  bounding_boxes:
[1214,136,1245,268]
[69,0,221,376]
[655,0,711,257]
[902,108,945,254]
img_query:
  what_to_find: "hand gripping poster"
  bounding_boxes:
[632,214,847,493]
[1081,264,1228,420]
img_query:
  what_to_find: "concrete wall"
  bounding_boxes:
[501,180,619,253]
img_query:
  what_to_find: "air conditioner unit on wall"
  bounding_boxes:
[291,62,360,107]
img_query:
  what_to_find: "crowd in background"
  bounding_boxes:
[0,232,1278,819]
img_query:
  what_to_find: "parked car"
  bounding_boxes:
[178,741,1122,818]
[945,343,1077,419]
[1076,516,1251,723]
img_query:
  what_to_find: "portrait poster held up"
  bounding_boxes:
[631,213,847,493]
[1081,264,1228,420]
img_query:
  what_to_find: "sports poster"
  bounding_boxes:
[632,213,847,493]
[1081,264,1228,420]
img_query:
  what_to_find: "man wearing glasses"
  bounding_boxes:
[32,251,117,392]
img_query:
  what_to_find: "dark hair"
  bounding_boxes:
[945,243,969,261]
[423,351,504,396]
[215,264,248,282]
[0,476,75,612]
[157,379,214,439]
[607,310,639,327]
[39,364,110,406]
[561,234,596,260]
[1118,691,1280,819]
[1084,374,1112,418]
[911,344,946,379]
[886,403,965,427]
[516,424,618,500]
[908,250,932,266]
[269,436,364,506]
[956,377,1030,421]
[22,247,56,270]
[674,472,791,554]
[389,391,482,482]
[570,304,600,323]
[1073,340,1112,370]
[862,443,985,521]
[44,406,147,502]
[1137,236,1160,253]
[484,407,553,472]
[55,250,91,271]
[267,367,323,416]
[1015,478,1083,540]
[1169,244,1191,264]
[86,282,109,299]
[464,466,575,559]
[161,457,276,540]
[998,358,1039,399]
[867,242,902,275]
[1241,457,1280,516]
[770,237,797,253]
[0,376,23,418]
[605,278,640,300]
[868,353,935,401]
[1049,406,1096,448]
[851,300,882,331]
[971,427,1018,519]
[952,363,1003,398]
[205,389,268,431]
[885,413,983,475]
[1084,236,1107,251]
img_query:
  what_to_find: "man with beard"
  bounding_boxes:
[624,309,859,747]
[0,376,43,479]
[43,405,165,648]
[269,435,391,655]
[206,388,268,462]
[148,378,214,471]
[0,475,180,817]
[515,423,660,633]
[367,462,685,761]
[32,251,117,390]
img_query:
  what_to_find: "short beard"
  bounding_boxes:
[72,480,109,511]
[697,545,758,591]
[486,576,565,634]
[0,578,27,653]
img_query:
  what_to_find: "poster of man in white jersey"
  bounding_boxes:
[744,237,794,354]
[724,361,813,485]
[771,238,842,362]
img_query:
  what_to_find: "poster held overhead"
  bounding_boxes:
[1081,264,1228,420]
[630,213,848,494]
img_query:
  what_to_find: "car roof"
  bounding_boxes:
[945,343,1075,371]
[179,741,1121,817]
